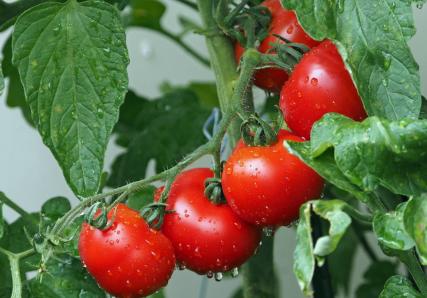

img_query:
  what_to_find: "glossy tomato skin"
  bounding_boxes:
[235,0,320,92]
[279,40,367,140]
[159,168,261,274]
[222,130,324,227]
[79,204,175,298]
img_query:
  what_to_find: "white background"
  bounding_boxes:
[1,2,426,298]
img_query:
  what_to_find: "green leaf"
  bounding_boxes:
[379,275,422,298]
[293,199,352,295]
[281,0,421,120]
[127,0,166,30]
[109,89,210,186]
[2,36,33,126]
[126,185,157,211]
[373,203,415,251]
[308,114,427,196]
[403,195,427,264]
[420,96,427,119]
[41,197,71,222]
[0,203,4,240]
[27,255,106,297]
[284,141,369,203]
[12,0,129,197]
[356,261,398,298]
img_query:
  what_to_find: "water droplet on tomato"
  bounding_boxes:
[310,78,318,86]
[215,272,223,281]
[297,91,302,98]
[231,267,239,278]
[207,271,214,278]
[286,25,294,34]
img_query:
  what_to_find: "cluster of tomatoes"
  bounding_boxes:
[78,0,367,297]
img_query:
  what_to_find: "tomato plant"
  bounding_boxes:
[222,130,324,226]
[279,40,367,139]
[234,0,320,92]
[157,168,261,275]
[0,0,427,298]
[79,204,175,298]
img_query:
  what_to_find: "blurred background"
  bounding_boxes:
[1,2,426,298]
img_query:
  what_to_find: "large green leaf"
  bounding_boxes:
[293,199,352,295]
[281,0,421,120]
[373,203,415,251]
[356,261,398,298]
[293,114,427,197]
[27,255,106,297]
[12,0,129,197]
[379,275,422,298]
[2,36,33,125]
[403,195,427,264]
[109,89,210,186]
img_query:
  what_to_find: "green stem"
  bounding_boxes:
[399,251,427,295]
[159,29,210,67]
[343,204,373,226]
[242,236,279,298]
[0,192,30,219]
[0,247,36,298]
[196,0,241,144]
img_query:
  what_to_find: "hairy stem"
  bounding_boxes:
[196,0,241,145]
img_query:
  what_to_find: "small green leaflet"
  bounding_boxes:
[373,203,415,251]
[281,0,421,120]
[379,275,422,298]
[403,195,427,264]
[293,199,351,295]
[12,0,129,197]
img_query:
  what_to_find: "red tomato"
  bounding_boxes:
[158,168,261,274]
[280,40,367,140]
[235,0,320,92]
[78,204,175,298]
[222,130,324,226]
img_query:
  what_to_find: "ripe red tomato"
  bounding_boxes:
[279,40,367,140]
[222,130,324,227]
[158,168,261,274]
[78,203,175,298]
[235,0,320,92]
